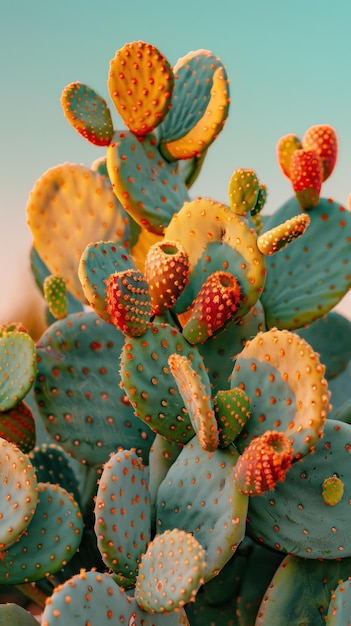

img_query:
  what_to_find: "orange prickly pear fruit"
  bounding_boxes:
[276,133,303,178]
[289,148,323,209]
[302,124,338,181]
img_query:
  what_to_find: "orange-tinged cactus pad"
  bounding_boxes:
[144,240,190,315]
[234,430,293,496]
[231,328,330,458]
[135,529,206,613]
[0,437,38,549]
[302,124,338,181]
[26,163,129,302]
[257,213,310,255]
[276,133,302,178]
[289,148,323,209]
[61,82,114,146]
[108,41,174,135]
[168,353,218,452]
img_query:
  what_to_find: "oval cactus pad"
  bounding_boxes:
[0,330,36,412]
[0,437,38,549]
[26,162,129,302]
[34,312,154,466]
[231,328,330,458]
[108,41,174,135]
[61,82,114,146]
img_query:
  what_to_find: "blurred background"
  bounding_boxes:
[1,0,351,337]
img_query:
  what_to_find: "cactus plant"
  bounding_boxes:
[2,37,351,626]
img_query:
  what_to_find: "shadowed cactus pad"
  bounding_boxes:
[94,449,151,586]
[0,330,36,412]
[34,312,153,466]
[0,400,36,453]
[231,328,330,458]
[0,437,38,549]
[135,529,206,612]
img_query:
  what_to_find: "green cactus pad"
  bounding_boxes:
[29,443,81,505]
[61,82,114,146]
[78,241,136,322]
[108,41,174,136]
[296,311,351,380]
[230,328,330,458]
[34,312,154,466]
[42,568,190,626]
[120,322,208,444]
[156,437,248,581]
[256,553,351,625]
[26,162,129,302]
[247,419,351,559]
[164,197,266,320]
[0,400,36,453]
[168,353,218,451]
[159,50,230,160]
[43,274,67,320]
[106,269,152,337]
[0,603,39,625]
[148,434,182,518]
[261,196,351,329]
[0,437,38,549]
[135,529,206,612]
[326,579,351,625]
[0,482,83,584]
[213,388,251,447]
[107,130,190,235]
[0,330,36,412]
[94,449,151,586]
[228,168,260,216]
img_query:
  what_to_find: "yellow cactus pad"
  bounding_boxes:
[26,163,129,303]
[108,41,174,135]
[257,213,310,255]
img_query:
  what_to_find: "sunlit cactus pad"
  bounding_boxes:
[0,330,36,412]
[135,529,206,612]
[34,312,154,465]
[0,482,83,584]
[61,81,114,146]
[26,162,129,302]
[0,437,38,549]
[230,327,330,458]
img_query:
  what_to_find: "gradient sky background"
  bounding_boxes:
[1,0,351,324]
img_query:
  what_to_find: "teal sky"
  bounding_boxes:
[1,0,351,320]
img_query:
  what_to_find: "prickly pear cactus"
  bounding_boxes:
[0,329,37,412]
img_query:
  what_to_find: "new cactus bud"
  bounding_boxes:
[43,274,67,320]
[106,269,152,337]
[134,529,206,612]
[276,133,303,178]
[257,213,310,255]
[251,183,268,217]
[144,240,190,315]
[61,82,114,146]
[234,430,293,496]
[228,168,260,216]
[213,387,251,447]
[289,148,323,209]
[302,124,338,181]
[322,474,344,506]
[182,271,241,344]
[108,41,174,136]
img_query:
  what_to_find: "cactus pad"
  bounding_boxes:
[61,82,114,146]
[108,41,174,135]
[0,603,39,625]
[0,437,38,549]
[0,482,83,584]
[26,162,129,302]
[94,449,151,586]
[0,330,36,412]
[257,213,310,255]
[213,387,251,447]
[135,529,206,612]
[228,168,260,216]
[43,274,68,320]
[34,312,154,466]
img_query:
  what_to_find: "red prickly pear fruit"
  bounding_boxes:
[182,271,241,344]
[289,148,323,209]
[302,124,338,182]
[276,133,303,178]
[106,269,151,337]
[144,240,190,315]
[322,474,344,506]
[234,430,293,496]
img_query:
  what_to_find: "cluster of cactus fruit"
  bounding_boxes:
[2,39,351,625]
